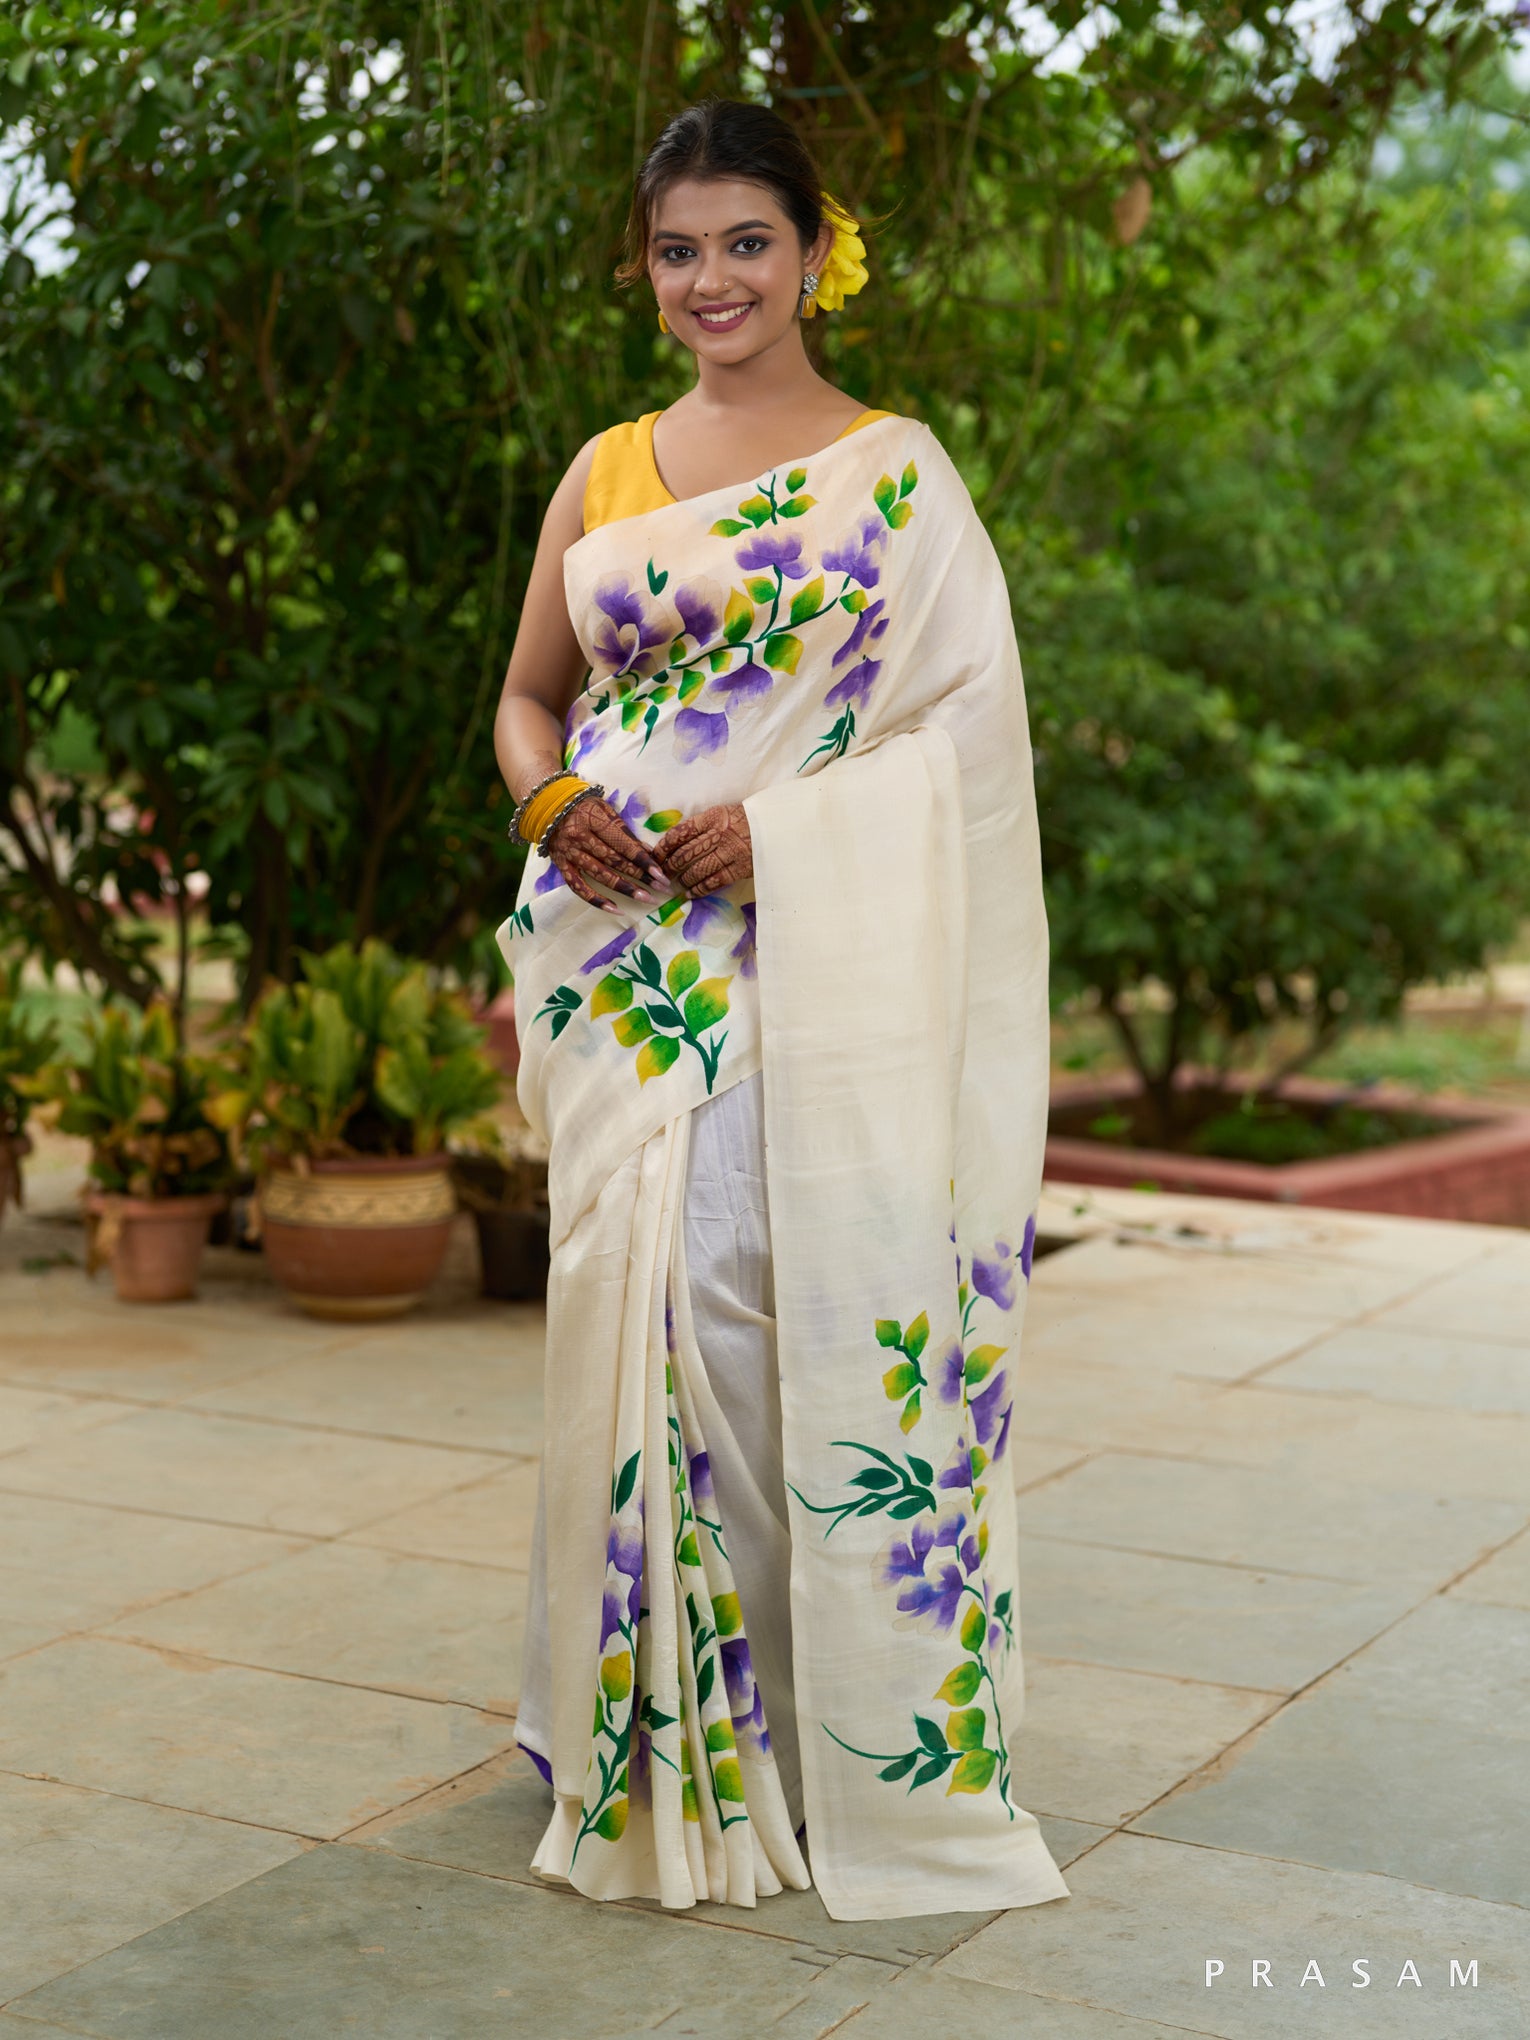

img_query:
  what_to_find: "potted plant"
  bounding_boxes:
[211,940,502,1319]
[450,1121,550,1300]
[34,999,230,1301]
[0,960,60,1228]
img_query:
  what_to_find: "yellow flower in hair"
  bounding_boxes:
[805,195,869,318]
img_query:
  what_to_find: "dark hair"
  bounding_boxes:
[616,99,825,287]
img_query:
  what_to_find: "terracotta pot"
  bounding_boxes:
[472,1205,551,1300]
[258,1154,456,1320]
[85,1190,225,1303]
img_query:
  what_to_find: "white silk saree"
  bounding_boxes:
[497,416,1069,1922]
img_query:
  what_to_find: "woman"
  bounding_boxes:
[493,99,1067,1924]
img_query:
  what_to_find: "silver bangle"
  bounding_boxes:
[536,782,606,852]
[509,768,576,845]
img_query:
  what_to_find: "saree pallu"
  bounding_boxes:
[498,418,1069,1922]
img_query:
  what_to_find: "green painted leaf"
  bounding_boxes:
[899,1392,922,1434]
[898,460,919,498]
[590,974,634,1019]
[873,474,897,517]
[947,1749,997,1796]
[666,949,701,997]
[879,1751,919,1782]
[677,1530,700,1568]
[904,1310,930,1361]
[745,574,775,604]
[841,588,868,613]
[708,647,734,673]
[882,1360,920,1400]
[645,1002,685,1032]
[670,636,687,661]
[632,944,663,989]
[709,517,746,537]
[874,1318,903,1348]
[934,1662,983,1706]
[600,1649,633,1702]
[647,559,668,594]
[993,1589,1013,1621]
[945,1706,986,1751]
[789,575,825,625]
[906,1452,933,1485]
[965,1342,1006,1387]
[913,1754,952,1788]
[645,808,682,831]
[960,1602,987,1653]
[969,1445,989,1479]
[713,1756,746,1801]
[619,698,644,731]
[695,1654,715,1703]
[678,669,706,702]
[888,1493,931,1519]
[683,977,731,1033]
[655,896,687,924]
[849,1467,899,1491]
[705,1718,736,1754]
[785,467,807,493]
[613,1449,640,1511]
[723,589,753,643]
[762,632,802,674]
[636,1035,681,1085]
[886,499,913,529]
[594,1797,629,1840]
[711,1591,742,1636]
[914,1713,946,1755]
[778,494,814,518]
[738,493,773,527]
[612,1009,652,1047]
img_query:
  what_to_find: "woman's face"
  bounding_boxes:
[647,176,832,363]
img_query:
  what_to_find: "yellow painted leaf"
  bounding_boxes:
[590,974,633,1019]
[636,1035,681,1084]
[683,977,730,1033]
[945,1706,986,1751]
[713,1756,745,1802]
[600,1649,632,1702]
[666,949,701,997]
[594,1796,629,1839]
[960,1601,987,1653]
[705,1718,737,1754]
[612,1009,652,1047]
[711,1591,742,1636]
[934,1662,983,1706]
[947,1749,997,1796]
[723,589,754,644]
[788,575,825,625]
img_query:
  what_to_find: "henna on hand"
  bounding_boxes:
[652,804,753,897]
[546,798,668,916]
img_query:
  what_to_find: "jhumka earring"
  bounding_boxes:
[799,271,820,317]
[657,310,670,333]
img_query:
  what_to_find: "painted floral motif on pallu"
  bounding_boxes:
[499,418,1064,1918]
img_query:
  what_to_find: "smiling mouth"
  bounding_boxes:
[691,302,755,332]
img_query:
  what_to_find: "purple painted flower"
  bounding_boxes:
[971,1239,1018,1311]
[674,706,728,763]
[1020,1212,1036,1282]
[604,786,647,835]
[729,902,757,980]
[934,1339,965,1407]
[520,1741,553,1788]
[734,531,810,580]
[824,658,882,711]
[712,658,772,704]
[674,582,721,645]
[533,861,566,895]
[876,1518,938,1588]
[822,517,886,588]
[721,1634,771,1757]
[896,1559,966,1633]
[936,1437,975,1494]
[833,597,888,667]
[682,894,733,944]
[565,718,606,769]
[580,921,639,974]
[689,1448,716,1509]
[592,579,670,677]
[969,1369,1012,1462]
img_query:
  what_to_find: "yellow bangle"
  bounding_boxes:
[519,775,590,846]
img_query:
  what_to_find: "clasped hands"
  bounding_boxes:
[545,797,752,915]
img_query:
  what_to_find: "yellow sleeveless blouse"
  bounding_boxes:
[584,408,897,533]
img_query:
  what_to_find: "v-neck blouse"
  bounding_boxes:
[583,407,897,534]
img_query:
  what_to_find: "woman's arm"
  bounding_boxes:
[492,441,666,912]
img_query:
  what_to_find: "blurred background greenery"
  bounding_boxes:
[2,0,1528,1132]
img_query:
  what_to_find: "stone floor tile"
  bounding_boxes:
[1032,1231,1442,1323]
[0,1490,307,1637]
[0,1772,305,2002]
[1450,1526,1530,1610]
[834,1968,1212,2040]
[1013,1362,1256,1458]
[0,1622,57,1663]
[181,1318,545,1454]
[940,1829,1530,2038]
[1130,1598,1530,1908]
[1025,1298,1326,1383]
[1016,1659,1281,1827]
[0,1406,507,1537]
[1010,1435,1092,1493]
[1035,1815,1114,1868]
[0,1300,336,1406]
[1020,1535,1418,1691]
[0,1386,134,1459]
[105,1541,525,1714]
[1372,1250,1530,1346]
[340,1461,540,1569]
[0,2016,110,2035]
[0,1635,512,1839]
[1017,1451,1527,1585]
[10,1843,858,2040]
[1261,1324,1530,1417]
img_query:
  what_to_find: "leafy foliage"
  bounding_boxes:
[210,938,501,1167]
[0,957,58,1148]
[31,997,229,1197]
[1,0,1515,1008]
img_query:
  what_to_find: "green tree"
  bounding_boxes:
[1,0,1511,1004]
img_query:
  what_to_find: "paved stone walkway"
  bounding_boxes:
[1,1149,1527,2039]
